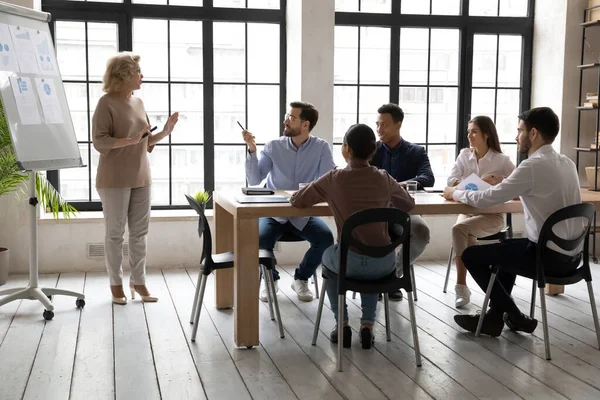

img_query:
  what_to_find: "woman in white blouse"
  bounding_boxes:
[447,116,515,308]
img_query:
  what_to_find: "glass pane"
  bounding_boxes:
[170,0,203,5]
[248,85,279,144]
[496,89,520,142]
[501,144,518,167]
[87,23,118,81]
[91,149,101,201]
[428,145,456,186]
[248,0,280,9]
[136,83,169,135]
[334,85,357,144]
[472,35,497,87]
[55,21,86,81]
[498,35,522,87]
[133,19,168,81]
[335,0,358,12]
[469,0,499,16]
[500,0,528,17]
[172,145,204,205]
[215,146,246,193]
[401,0,430,14]
[65,83,88,142]
[214,84,245,144]
[214,0,244,7]
[400,87,427,143]
[333,144,347,169]
[61,144,89,201]
[360,27,390,84]
[170,20,203,82]
[400,28,428,85]
[133,0,166,4]
[428,87,458,143]
[88,82,104,138]
[430,29,459,85]
[361,0,391,13]
[470,88,496,120]
[149,146,170,206]
[248,23,279,83]
[171,84,204,144]
[431,0,461,15]
[358,86,389,133]
[335,26,358,84]
[214,22,245,83]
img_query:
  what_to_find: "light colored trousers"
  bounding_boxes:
[452,213,505,257]
[98,186,151,286]
[393,215,431,276]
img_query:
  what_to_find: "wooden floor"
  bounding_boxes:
[1,261,600,400]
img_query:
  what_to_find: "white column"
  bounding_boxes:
[531,0,587,161]
[286,0,335,145]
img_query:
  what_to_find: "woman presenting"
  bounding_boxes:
[92,52,179,304]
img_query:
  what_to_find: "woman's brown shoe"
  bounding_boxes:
[129,283,158,302]
[110,285,127,305]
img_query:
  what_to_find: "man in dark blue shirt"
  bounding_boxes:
[371,103,433,300]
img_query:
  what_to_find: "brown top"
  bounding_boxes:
[290,160,415,247]
[92,94,154,189]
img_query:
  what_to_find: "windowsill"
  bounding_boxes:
[39,208,213,224]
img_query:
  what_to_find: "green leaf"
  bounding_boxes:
[193,190,212,205]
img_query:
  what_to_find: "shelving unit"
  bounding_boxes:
[575,4,600,262]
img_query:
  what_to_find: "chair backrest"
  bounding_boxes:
[536,202,594,282]
[185,194,213,267]
[338,208,411,291]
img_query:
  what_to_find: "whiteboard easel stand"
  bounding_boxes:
[0,171,85,320]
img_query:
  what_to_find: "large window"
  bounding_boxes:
[334,0,533,183]
[44,0,285,210]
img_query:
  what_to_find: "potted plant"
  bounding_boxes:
[194,190,212,213]
[0,103,76,285]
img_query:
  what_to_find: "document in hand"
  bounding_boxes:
[456,173,491,191]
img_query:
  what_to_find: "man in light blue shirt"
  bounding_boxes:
[243,101,335,302]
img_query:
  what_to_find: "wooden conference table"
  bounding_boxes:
[212,189,600,347]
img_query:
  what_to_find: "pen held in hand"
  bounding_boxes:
[237,121,245,130]
[142,126,157,139]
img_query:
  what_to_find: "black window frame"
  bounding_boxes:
[42,0,287,211]
[333,0,534,168]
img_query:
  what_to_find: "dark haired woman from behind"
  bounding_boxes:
[290,124,414,349]
[447,115,515,308]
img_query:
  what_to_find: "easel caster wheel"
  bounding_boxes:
[246,346,253,349]
[76,299,85,308]
[43,310,54,320]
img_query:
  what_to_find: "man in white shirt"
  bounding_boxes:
[442,107,583,337]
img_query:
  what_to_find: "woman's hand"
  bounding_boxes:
[481,173,503,186]
[162,112,179,136]
[131,125,151,144]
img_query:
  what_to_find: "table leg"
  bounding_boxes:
[234,217,259,348]
[214,202,234,308]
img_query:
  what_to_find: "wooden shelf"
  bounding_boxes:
[578,63,600,69]
[582,20,600,27]
[575,147,600,152]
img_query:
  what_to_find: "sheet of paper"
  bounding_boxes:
[0,23,19,72]
[9,25,39,74]
[456,173,492,191]
[32,31,58,75]
[35,77,63,124]
[10,76,41,125]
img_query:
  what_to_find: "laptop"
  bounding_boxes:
[235,195,290,204]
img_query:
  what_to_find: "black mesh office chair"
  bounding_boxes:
[475,203,600,360]
[311,208,422,371]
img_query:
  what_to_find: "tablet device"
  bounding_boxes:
[235,196,289,204]
[242,187,275,195]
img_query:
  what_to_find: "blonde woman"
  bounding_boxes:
[92,52,179,304]
[448,116,514,308]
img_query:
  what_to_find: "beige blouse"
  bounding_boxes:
[92,94,154,189]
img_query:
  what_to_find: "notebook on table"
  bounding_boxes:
[235,195,290,204]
